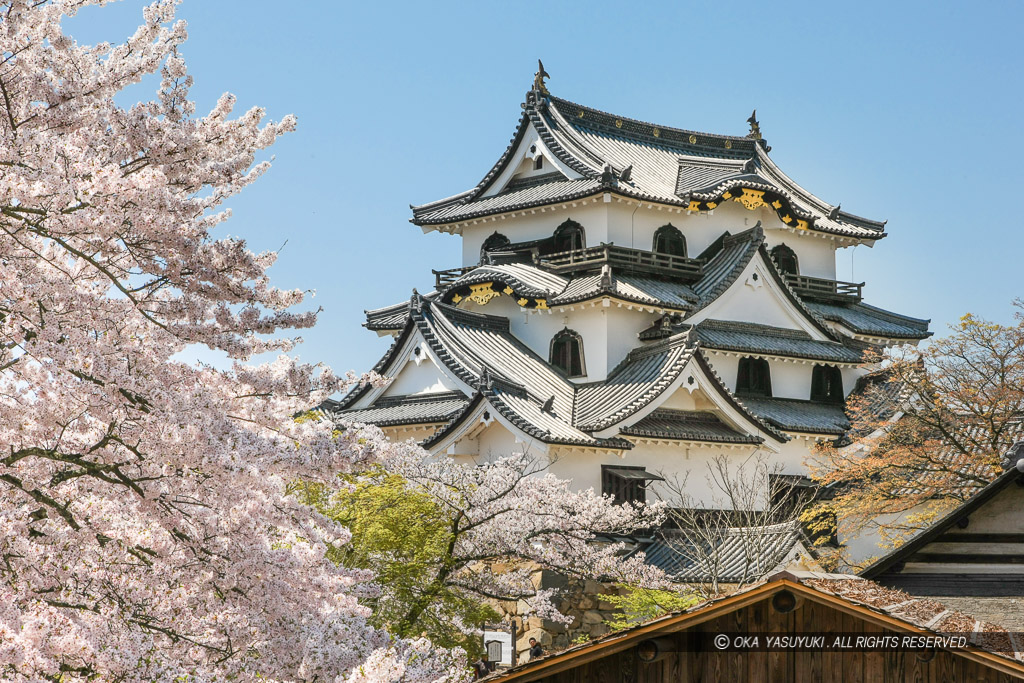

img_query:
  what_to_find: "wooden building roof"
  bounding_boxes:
[485,572,1024,682]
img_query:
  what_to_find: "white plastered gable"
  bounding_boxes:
[688,251,830,341]
[593,352,781,452]
[428,398,548,458]
[352,332,467,408]
[480,123,581,198]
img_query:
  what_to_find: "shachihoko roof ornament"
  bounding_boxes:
[532,59,550,95]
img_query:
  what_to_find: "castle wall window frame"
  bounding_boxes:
[602,465,664,505]
[480,231,511,262]
[736,356,773,397]
[550,328,585,377]
[653,224,687,258]
[770,244,799,276]
[810,364,844,404]
[549,219,585,254]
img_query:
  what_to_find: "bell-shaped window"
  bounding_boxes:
[736,357,772,397]
[811,365,844,404]
[770,244,799,276]
[480,232,511,262]
[550,328,585,377]
[551,219,585,254]
[653,224,686,257]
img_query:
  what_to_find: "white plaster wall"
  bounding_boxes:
[703,351,843,401]
[458,194,840,282]
[460,202,610,266]
[763,228,837,279]
[605,200,772,257]
[545,439,817,509]
[381,355,460,397]
[605,306,659,372]
[463,295,657,383]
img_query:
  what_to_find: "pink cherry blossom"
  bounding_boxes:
[0,1,464,680]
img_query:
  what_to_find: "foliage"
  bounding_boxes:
[311,438,670,649]
[805,303,1024,560]
[603,585,699,631]
[300,468,501,655]
[0,2,466,680]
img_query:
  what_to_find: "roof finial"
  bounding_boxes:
[1001,441,1024,472]
[533,60,550,95]
[746,109,762,140]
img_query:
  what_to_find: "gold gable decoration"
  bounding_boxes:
[736,188,766,211]
[467,282,502,306]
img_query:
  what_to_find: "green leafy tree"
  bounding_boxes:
[603,585,699,631]
[299,468,499,654]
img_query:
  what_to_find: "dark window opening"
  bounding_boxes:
[653,224,686,257]
[550,219,585,254]
[550,328,585,377]
[602,466,662,505]
[810,365,844,404]
[480,232,511,263]
[533,156,544,170]
[770,244,799,276]
[736,357,772,397]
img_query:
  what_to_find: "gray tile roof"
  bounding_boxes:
[643,521,809,583]
[693,319,864,363]
[364,291,437,332]
[805,301,932,339]
[444,263,569,299]
[334,392,469,426]
[574,334,698,431]
[547,272,697,309]
[411,90,886,241]
[690,226,764,306]
[620,409,763,444]
[739,396,851,435]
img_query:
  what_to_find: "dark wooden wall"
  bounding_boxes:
[530,595,1020,682]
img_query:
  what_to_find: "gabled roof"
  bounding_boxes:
[486,571,1024,682]
[861,448,1024,580]
[338,295,785,449]
[412,88,886,241]
[364,290,438,333]
[573,334,699,431]
[548,272,697,310]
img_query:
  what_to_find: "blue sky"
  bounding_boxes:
[68,1,1024,376]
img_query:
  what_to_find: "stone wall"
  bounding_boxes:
[489,569,625,665]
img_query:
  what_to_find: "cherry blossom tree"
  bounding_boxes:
[0,1,467,680]
[304,428,668,655]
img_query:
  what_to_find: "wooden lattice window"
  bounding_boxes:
[736,357,773,397]
[550,328,585,377]
[811,364,844,404]
[602,466,663,505]
[653,224,686,257]
[770,244,799,276]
